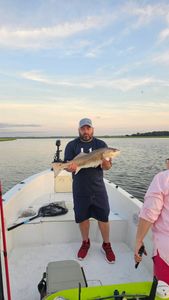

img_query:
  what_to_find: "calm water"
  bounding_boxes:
[0,138,169,201]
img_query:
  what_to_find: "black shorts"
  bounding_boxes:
[73,193,110,223]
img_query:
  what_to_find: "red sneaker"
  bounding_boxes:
[77,239,90,260]
[102,242,115,264]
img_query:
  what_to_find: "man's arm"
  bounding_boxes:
[64,141,78,173]
[134,218,152,264]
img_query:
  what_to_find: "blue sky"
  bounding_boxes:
[0,0,169,136]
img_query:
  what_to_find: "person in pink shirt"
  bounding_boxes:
[134,160,169,285]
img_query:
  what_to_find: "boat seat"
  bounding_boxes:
[46,260,87,295]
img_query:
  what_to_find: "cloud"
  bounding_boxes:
[1,98,169,136]
[123,3,169,28]
[153,51,169,65]
[85,37,114,58]
[159,28,169,41]
[20,70,155,91]
[0,123,41,128]
[0,14,115,49]
[21,70,52,84]
[0,2,169,51]
[21,70,92,88]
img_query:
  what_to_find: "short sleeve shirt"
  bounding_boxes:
[64,137,108,198]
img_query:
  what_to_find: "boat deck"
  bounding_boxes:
[9,241,151,300]
[4,177,152,300]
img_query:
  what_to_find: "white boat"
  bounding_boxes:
[0,142,161,300]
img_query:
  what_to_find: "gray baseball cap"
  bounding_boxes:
[79,118,93,128]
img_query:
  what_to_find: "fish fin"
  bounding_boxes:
[75,167,81,175]
[74,152,87,159]
[53,169,61,177]
[51,162,63,177]
[52,162,65,169]
[52,162,59,168]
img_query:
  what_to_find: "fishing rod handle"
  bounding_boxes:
[7,215,38,231]
[135,245,145,269]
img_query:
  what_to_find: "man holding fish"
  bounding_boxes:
[63,118,119,263]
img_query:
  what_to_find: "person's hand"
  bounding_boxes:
[166,159,169,169]
[101,159,112,170]
[134,241,147,264]
[65,162,78,173]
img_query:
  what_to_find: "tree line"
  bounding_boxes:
[126,131,169,137]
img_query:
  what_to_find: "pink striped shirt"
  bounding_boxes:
[139,169,169,265]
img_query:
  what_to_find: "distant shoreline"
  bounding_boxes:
[1,135,169,141]
[0,138,17,142]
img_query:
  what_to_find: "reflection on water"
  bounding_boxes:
[0,137,169,201]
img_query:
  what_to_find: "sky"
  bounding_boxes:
[0,0,169,137]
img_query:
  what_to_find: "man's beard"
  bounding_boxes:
[79,133,93,142]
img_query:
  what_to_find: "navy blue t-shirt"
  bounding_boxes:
[64,137,108,198]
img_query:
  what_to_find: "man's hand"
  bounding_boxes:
[134,241,147,265]
[65,162,78,173]
[101,159,112,170]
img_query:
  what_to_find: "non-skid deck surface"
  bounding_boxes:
[14,192,123,224]
[9,242,151,300]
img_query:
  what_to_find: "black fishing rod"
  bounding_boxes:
[91,294,148,300]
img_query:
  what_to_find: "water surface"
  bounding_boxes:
[0,137,168,201]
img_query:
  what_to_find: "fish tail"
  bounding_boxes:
[51,162,64,177]
[53,169,61,177]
